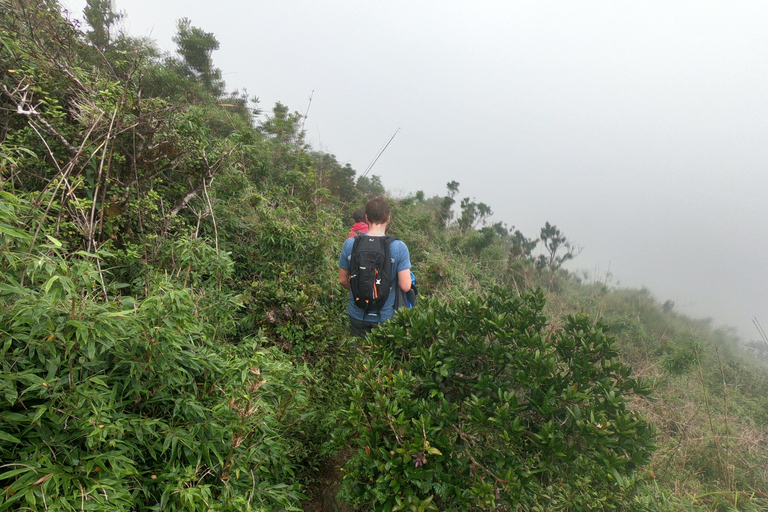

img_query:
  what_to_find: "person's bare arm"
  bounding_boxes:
[339,268,351,290]
[398,269,412,292]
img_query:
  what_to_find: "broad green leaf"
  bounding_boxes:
[43,275,59,293]
[44,235,63,248]
[0,429,22,444]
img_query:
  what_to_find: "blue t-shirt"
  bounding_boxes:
[339,236,411,322]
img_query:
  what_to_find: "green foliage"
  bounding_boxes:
[568,281,768,507]
[172,17,225,96]
[82,0,124,51]
[509,229,539,260]
[312,151,357,204]
[356,173,386,196]
[220,194,348,359]
[339,288,655,511]
[6,3,768,510]
[538,221,577,271]
[660,335,699,376]
[435,181,459,228]
[389,193,448,254]
[457,196,493,235]
[0,191,311,511]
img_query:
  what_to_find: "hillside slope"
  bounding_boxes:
[2,3,767,511]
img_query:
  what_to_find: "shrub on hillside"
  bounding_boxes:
[339,288,655,511]
[0,192,311,511]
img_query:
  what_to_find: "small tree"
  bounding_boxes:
[83,0,123,51]
[312,151,357,203]
[509,229,539,260]
[457,196,493,234]
[172,17,224,96]
[356,174,385,197]
[436,180,460,228]
[539,221,577,270]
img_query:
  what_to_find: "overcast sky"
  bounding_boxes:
[61,0,768,341]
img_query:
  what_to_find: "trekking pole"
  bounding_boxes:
[340,128,401,214]
[359,127,400,181]
[753,317,768,349]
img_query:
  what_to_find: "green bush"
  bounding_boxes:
[0,192,311,511]
[339,288,655,511]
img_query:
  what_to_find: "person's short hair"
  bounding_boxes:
[352,209,366,224]
[365,196,391,224]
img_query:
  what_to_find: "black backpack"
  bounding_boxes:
[349,235,395,310]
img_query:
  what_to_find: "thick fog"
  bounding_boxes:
[62,0,768,340]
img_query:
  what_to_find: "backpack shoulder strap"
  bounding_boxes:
[382,236,398,257]
[351,234,363,253]
[380,236,396,276]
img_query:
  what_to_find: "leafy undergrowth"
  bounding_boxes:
[335,289,655,511]
[4,2,768,510]
[0,193,312,511]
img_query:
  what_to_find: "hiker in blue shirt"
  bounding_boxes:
[338,197,413,338]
